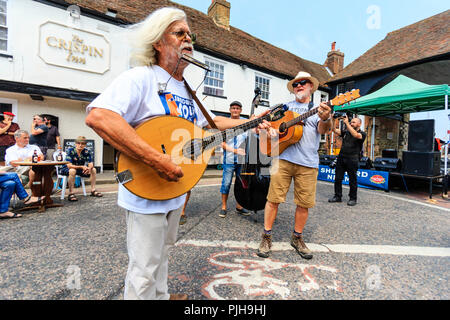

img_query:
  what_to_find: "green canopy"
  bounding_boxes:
[334,75,450,117]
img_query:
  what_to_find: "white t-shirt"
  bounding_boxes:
[279,101,321,168]
[5,144,42,165]
[87,65,213,214]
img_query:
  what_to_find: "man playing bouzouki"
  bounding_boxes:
[85,7,270,300]
[257,71,332,260]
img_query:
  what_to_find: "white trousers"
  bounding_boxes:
[124,208,182,300]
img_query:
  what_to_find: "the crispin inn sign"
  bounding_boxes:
[38,21,110,74]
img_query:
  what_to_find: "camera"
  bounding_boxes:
[329,158,338,169]
[333,111,346,119]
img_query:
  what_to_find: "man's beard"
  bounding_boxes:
[295,91,310,101]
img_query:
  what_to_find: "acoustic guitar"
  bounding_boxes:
[115,104,287,200]
[260,90,361,157]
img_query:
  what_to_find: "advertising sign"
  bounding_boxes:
[318,165,389,191]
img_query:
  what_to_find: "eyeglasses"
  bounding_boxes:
[170,30,196,42]
[292,80,311,88]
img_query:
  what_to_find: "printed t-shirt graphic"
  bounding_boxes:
[160,92,199,124]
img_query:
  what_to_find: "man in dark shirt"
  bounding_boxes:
[329,115,366,206]
[30,114,48,157]
[44,116,61,160]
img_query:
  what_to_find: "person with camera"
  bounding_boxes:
[328,114,366,206]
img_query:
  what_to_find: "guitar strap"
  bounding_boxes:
[184,78,218,130]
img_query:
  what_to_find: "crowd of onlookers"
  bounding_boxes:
[0,112,101,220]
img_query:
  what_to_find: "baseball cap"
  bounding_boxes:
[230,101,243,108]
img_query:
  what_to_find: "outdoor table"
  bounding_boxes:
[15,161,69,212]
[389,172,447,199]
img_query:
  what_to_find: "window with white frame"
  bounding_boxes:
[0,97,17,120]
[255,75,270,100]
[204,60,225,97]
[0,102,12,114]
[0,0,7,52]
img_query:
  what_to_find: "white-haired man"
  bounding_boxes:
[85,7,270,300]
[257,71,332,260]
[5,130,43,186]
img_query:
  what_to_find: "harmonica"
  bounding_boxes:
[181,54,211,72]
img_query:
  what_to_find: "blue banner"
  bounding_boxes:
[318,165,389,191]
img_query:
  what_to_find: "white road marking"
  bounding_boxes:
[176,239,450,257]
[194,183,221,188]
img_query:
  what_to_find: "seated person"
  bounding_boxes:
[59,136,102,201]
[4,129,43,186]
[0,171,42,219]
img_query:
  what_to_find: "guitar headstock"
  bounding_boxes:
[331,89,360,107]
[267,104,288,121]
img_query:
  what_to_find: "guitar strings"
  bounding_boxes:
[183,105,285,159]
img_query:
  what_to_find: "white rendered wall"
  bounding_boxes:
[0,0,129,93]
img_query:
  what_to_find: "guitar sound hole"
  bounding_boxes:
[279,123,287,133]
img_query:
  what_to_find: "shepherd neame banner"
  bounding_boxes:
[38,21,110,74]
[318,165,389,191]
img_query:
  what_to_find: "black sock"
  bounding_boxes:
[263,229,272,235]
[293,231,302,238]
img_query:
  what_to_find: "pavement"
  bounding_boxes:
[0,168,449,301]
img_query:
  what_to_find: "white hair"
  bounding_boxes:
[128,7,187,67]
[14,129,29,139]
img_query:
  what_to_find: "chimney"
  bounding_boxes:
[324,42,345,75]
[208,0,231,30]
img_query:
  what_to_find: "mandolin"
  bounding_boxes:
[260,90,360,157]
[115,104,287,200]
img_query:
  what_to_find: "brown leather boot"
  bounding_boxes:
[291,234,313,260]
[257,233,272,258]
[169,293,188,300]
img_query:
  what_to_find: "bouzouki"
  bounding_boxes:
[260,90,361,157]
[115,104,287,201]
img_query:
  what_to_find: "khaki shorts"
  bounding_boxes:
[267,159,318,208]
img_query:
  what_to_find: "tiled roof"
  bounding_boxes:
[327,10,450,83]
[55,0,331,85]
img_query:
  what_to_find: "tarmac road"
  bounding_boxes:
[0,179,449,300]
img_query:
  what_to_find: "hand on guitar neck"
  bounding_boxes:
[251,109,274,135]
[317,102,332,122]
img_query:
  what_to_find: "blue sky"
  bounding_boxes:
[172,0,449,67]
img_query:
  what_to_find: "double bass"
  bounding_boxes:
[234,88,277,212]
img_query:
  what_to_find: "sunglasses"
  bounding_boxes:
[170,30,196,42]
[292,80,311,88]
